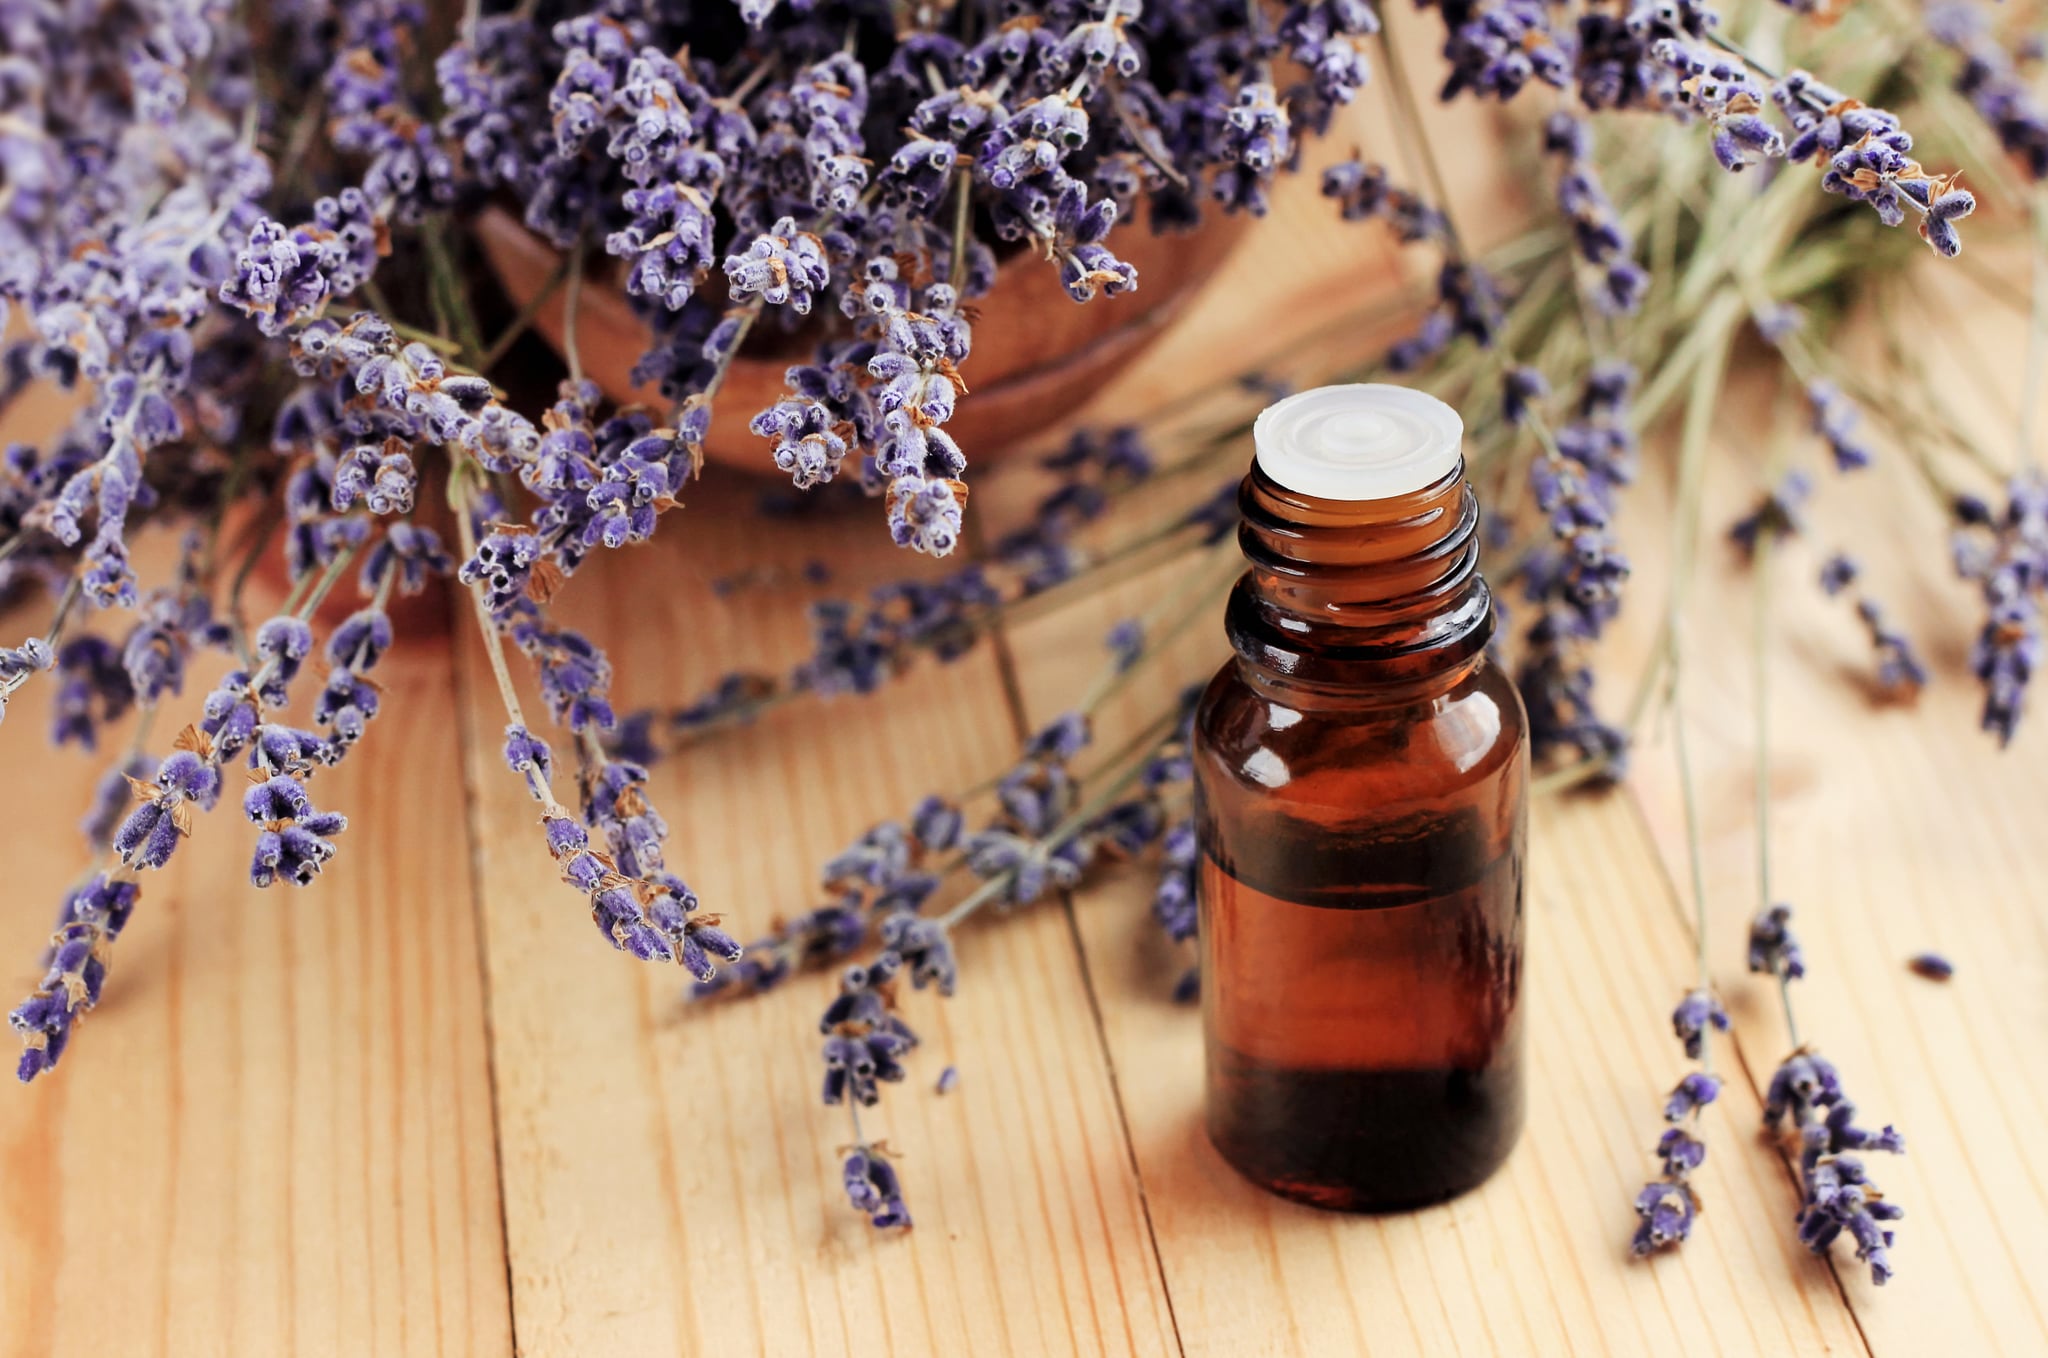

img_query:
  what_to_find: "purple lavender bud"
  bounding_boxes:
[1970,597,2039,745]
[113,802,180,871]
[201,673,260,760]
[1631,1181,1697,1254]
[1663,1071,1722,1121]
[1856,599,1929,694]
[1753,302,1804,344]
[1765,1050,1843,1128]
[1657,1127,1708,1178]
[253,616,316,704]
[502,723,552,788]
[244,774,314,824]
[0,636,55,685]
[543,814,588,858]
[1729,472,1812,556]
[81,755,155,848]
[842,1146,912,1229]
[250,819,345,888]
[328,609,393,671]
[752,395,850,489]
[1747,903,1807,980]
[823,821,912,891]
[459,527,544,615]
[910,796,964,854]
[1027,711,1091,762]
[1806,380,1872,472]
[1094,797,1166,855]
[1711,113,1784,171]
[886,473,964,557]
[1153,850,1197,946]
[1058,241,1137,302]
[1106,619,1144,673]
[50,637,134,750]
[724,218,831,315]
[1670,988,1730,1059]
[1819,554,1859,596]
[880,913,957,995]
[362,524,455,597]
[1908,952,1955,981]
[1502,366,1550,426]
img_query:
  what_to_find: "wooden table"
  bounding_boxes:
[4,80,2046,1358]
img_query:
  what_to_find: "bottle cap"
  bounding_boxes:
[1252,384,1463,501]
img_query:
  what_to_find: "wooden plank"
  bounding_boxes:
[449,478,1180,1355]
[996,538,1871,1356]
[1619,259,2048,1355]
[0,583,512,1358]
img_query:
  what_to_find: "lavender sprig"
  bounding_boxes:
[10,543,363,1081]
[1752,531,1906,1285]
[1952,479,2048,744]
[1926,3,2048,181]
[1518,363,1638,774]
[450,473,737,975]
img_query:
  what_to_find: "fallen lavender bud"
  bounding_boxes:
[1907,953,1955,982]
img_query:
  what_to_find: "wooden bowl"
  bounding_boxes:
[473,205,1250,473]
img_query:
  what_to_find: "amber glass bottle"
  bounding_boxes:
[1193,385,1528,1213]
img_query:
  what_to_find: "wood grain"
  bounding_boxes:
[0,596,511,1358]
[1616,254,2048,1357]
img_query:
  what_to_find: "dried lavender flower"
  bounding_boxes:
[1670,988,1730,1060]
[1907,952,1955,982]
[1954,477,2048,744]
[1766,1047,1907,1285]
[1747,903,1806,981]
[842,1143,912,1230]
[1729,473,1812,556]
[1632,1181,1700,1255]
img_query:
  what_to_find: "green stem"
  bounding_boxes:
[1671,649,1714,1066]
[948,168,973,295]
[2020,187,2048,471]
[420,217,487,361]
[295,541,360,621]
[563,242,587,387]
[480,254,572,373]
[1753,529,1774,916]
[1072,550,1237,716]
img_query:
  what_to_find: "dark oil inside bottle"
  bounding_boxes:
[1200,799,1523,1212]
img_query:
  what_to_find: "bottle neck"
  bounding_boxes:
[1225,460,1492,698]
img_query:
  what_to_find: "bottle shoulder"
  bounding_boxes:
[1194,653,1528,809]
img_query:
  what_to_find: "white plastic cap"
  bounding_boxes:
[1252,384,1463,501]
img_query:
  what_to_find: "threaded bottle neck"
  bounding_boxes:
[1226,460,1492,692]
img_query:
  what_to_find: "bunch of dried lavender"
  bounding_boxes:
[0,0,2021,1236]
